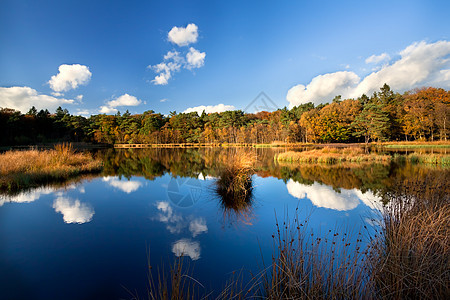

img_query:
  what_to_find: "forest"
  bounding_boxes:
[1,84,449,146]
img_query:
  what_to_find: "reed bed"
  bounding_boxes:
[368,173,450,299]
[277,147,391,164]
[259,210,371,299]
[0,143,102,193]
[406,153,450,165]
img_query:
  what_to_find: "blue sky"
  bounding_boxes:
[1,0,449,115]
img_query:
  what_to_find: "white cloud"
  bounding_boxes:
[286,40,450,108]
[107,94,142,107]
[286,180,382,211]
[76,95,83,101]
[75,109,91,116]
[186,47,205,69]
[150,59,183,85]
[172,239,201,260]
[48,64,92,92]
[286,72,360,107]
[0,86,75,113]
[160,98,169,102]
[189,218,208,237]
[53,196,94,224]
[168,23,198,47]
[99,106,118,114]
[99,94,142,114]
[150,25,206,85]
[0,187,54,206]
[365,53,390,64]
[103,176,142,193]
[183,104,235,115]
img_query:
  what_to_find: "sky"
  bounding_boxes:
[1,0,449,116]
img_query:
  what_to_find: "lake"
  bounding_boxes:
[0,147,445,299]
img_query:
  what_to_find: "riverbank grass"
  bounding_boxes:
[277,147,391,164]
[0,143,102,193]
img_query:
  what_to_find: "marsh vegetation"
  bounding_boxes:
[0,143,102,193]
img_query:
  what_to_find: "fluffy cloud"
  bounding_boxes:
[150,24,205,85]
[103,176,142,193]
[286,71,360,107]
[53,196,94,224]
[48,64,92,92]
[99,94,142,114]
[99,106,118,114]
[287,40,450,108]
[168,23,198,47]
[0,86,75,113]
[183,104,235,115]
[365,53,390,64]
[150,60,183,85]
[186,47,206,69]
[150,48,206,85]
[286,180,381,211]
[172,239,201,260]
[107,94,142,107]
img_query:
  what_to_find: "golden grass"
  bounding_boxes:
[406,153,450,165]
[0,143,102,193]
[277,147,392,164]
[367,173,450,299]
[259,211,371,299]
[214,152,256,223]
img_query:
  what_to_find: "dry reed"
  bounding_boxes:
[367,173,450,299]
[214,152,256,224]
[0,143,102,193]
[277,147,391,164]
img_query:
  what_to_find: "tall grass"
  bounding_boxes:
[214,152,256,223]
[367,173,450,299]
[406,153,450,166]
[277,147,391,164]
[139,256,257,300]
[258,210,372,299]
[0,143,102,193]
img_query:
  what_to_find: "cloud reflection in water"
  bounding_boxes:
[286,180,381,211]
[102,176,142,193]
[53,195,94,224]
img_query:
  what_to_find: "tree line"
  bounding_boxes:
[1,84,448,146]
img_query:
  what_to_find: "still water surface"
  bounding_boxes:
[0,147,440,299]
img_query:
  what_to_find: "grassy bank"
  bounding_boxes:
[0,143,102,193]
[382,141,450,148]
[277,147,392,164]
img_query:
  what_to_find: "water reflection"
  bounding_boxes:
[102,176,143,193]
[0,186,55,206]
[172,239,201,261]
[53,195,94,224]
[286,180,381,211]
[154,201,208,260]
